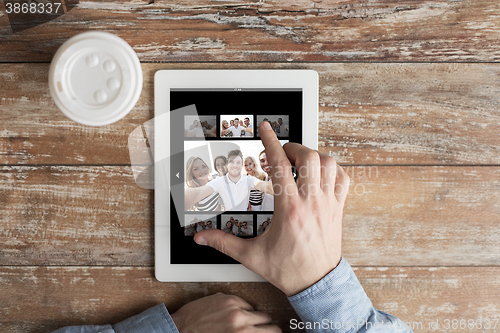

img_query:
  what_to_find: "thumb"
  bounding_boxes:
[194,229,248,262]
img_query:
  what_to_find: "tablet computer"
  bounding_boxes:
[154,70,318,282]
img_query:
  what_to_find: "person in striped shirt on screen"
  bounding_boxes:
[244,156,266,211]
[185,157,224,211]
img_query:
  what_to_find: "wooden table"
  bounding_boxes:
[1,1,500,332]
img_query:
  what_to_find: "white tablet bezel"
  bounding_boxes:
[154,70,318,282]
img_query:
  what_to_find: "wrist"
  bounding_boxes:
[280,256,342,297]
[170,311,183,332]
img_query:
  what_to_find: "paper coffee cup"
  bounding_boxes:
[49,31,143,126]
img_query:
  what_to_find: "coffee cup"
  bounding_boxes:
[49,31,142,126]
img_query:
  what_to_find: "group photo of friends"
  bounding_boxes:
[183,139,288,212]
[220,215,254,237]
[220,115,254,138]
[256,115,289,138]
[184,115,217,138]
[183,214,217,236]
[256,214,272,236]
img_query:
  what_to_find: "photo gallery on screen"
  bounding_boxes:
[182,114,290,239]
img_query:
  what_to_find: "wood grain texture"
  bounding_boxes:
[2,0,499,331]
[1,266,500,333]
[0,63,151,165]
[1,0,500,62]
[0,266,295,333]
[0,166,153,266]
[1,165,499,266]
[343,165,500,266]
[1,62,500,165]
[317,63,500,164]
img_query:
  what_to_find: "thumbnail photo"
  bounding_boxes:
[220,115,253,138]
[184,115,217,138]
[220,214,254,237]
[184,214,217,236]
[183,140,287,212]
[256,115,289,138]
[257,214,273,236]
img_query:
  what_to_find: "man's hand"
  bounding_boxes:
[171,293,281,333]
[194,121,350,296]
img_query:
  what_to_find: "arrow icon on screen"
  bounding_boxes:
[176,172,179,178]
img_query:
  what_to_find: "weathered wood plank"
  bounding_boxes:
[0,266,295,333]
[1,62,500,165]
[1,266,499,333]
[0,63,152,165]
[1,0,500,62]
[317,62,500,164]
[0,166,153,266]
[1,165,499,266]
[343,165,500,266]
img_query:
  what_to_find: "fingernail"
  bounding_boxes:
[195,236,208,246]
[261,121,271,131]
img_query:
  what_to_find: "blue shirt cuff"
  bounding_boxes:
[288,257,373,326]
[287,258,412,333]
[113,304,180,333]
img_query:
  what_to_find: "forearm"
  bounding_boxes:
[288,258,412,333]
[208,127,217,136]
[255,181,274,195]
[184,187,210,210]
[266,181,274,195]
[52,304,179,333]
[185,129,196,137]
[184,187,198,209]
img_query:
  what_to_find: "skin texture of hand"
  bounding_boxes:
[171,293,282,333]
[194,121,350,296]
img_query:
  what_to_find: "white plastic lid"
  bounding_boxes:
[49,31,143,126]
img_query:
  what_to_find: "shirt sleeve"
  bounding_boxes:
[206,177,222,193]
[287,258,413,333]
[248,175,260,189]
[51,304,179,333]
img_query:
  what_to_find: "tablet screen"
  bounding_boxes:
[170,89,302,264]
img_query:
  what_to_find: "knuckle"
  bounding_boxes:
[303,150,321,164]
[228,294,244,304]
[337,164,349,179]
[344,172,350,182]
[322,154,338,170]
[287,197,301,213]
[222,295,239,306]
[275,158,291,171]
[334,181,350,200]
[228,309,245,325]
[261,312,272,323]
[214,292,227,301]
[308,199,323,217]
[339,169,350,184]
